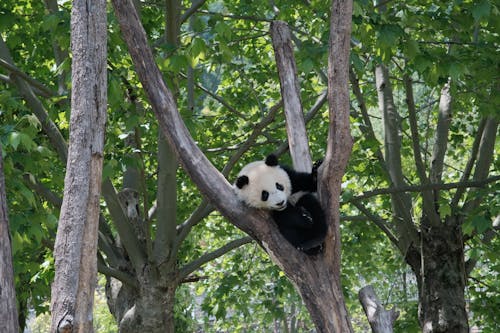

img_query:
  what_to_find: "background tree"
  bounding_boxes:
[49,0,107,331]
[0,145,20,333]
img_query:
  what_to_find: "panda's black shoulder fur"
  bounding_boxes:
[267,154,320,194]
[266,154,327,255]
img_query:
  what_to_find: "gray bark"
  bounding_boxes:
[429,81,452,185]
[0,144,20,333]
[374,64,418,254]
[358,285,399,333]
[270,20,312,172]
[50,0,107,331]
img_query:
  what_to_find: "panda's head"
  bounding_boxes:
[234,154,291,211]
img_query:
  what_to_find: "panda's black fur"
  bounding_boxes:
[235,154,327,255]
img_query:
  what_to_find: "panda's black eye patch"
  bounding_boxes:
[276,183,284,191]
[261,190,269,201]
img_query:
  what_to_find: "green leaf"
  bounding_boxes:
[404,39,420,59]
[9,132,21,150]
[439,202,451,219]
[472,0,491,21]
[471,216,492,234]
[191,37,207,60]
[462,220,474,236]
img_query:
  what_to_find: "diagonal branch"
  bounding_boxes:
[180,0,207,24]
[451,117,486,209]
[0,38,68,163]
[97,258,138,289]
[463,116,499,214]
[173,200,213,257]
[350,201,399,246]
[221,100,283,177]
[349,69,389,176]
[177,236,253,282]
[404,75,440,224]
[349,176,500,202]
[0,58,56,98]
[101,179,147,272]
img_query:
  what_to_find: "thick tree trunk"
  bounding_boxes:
[0,145,20,333]
[116,271,173,333]
[418,221,468,333]
[49,0,107,331]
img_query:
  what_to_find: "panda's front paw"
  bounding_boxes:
[299,207,314,224]
[312,159,323,184]
[312,159,323,171]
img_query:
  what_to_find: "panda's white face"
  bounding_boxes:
[234,161,291,211]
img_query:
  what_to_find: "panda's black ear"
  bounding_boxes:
[236,175,249,189]
[265,154,279,166]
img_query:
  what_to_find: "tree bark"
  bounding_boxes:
[50,0,107,331]
[270,20,312,171]
[418,221,468,333]
[0,145,20,333]
[358,285,399,333]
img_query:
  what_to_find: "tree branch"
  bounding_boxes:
[173,200,213,257]
[0,58,56,98]
[177,236,253,282]
[451,117,486,210]
[101,179,147,272]
[180,0,207,24]
[429,81,452,187]
[274,90,327,156]
[23,174,63,208]
[404,75,427,182]
[0,38,68,163]
[221,100,283,177]
[179,72,248,119]
[403,75,441,224]
[97,259,138,289]
[348,176,500,202]
[350,201,399,246]
[374,64,418,248]
[358,285,399,333]
[270,20,312,171]
[463,116,499,214]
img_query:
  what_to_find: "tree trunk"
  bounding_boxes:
[418,220,468,333]
[0,145,20,333]
[49,0,107,331]
[116,269,173,333]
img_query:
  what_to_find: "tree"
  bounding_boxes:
[111,0,354,331]
[344,2,499,331]
[49,0,107,331]
[0,144,20,333]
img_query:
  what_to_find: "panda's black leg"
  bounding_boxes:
[297,236,325,251]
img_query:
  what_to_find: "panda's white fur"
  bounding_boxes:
[235,160,291,210]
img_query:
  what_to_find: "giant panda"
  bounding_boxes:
[234,154,327,255]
